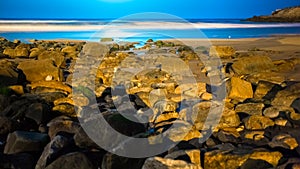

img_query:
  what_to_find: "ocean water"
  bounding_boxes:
[0,19,300,43]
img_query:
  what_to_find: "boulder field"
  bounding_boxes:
[0,37,299,169]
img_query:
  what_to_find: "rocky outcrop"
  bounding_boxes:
[247,6,300,22]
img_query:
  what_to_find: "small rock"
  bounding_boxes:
[272,83,300,107]
[217,129,240,143]
[25,102,50,125]
[269,134,299,150]
[274,118,290,127]
[254,81,276,99]
[8,85,24,95]
[142,156,202,169]
[235,103,265,116]
[52,104,77,117]
[263,107,280,118]
[54,94,89,107]
[244,115,274,130]
[73,127,99,149]
[154,112,179,124]
[150,100,178,123]
[165,149,201,166]
[47,117,81,139]
[201,92,213,101]
[228,77,253,102]
[100,38,114,42]
[240,159,273,169]
[45,75,53,81]
[164,121,202,142]
[209,46,236,58]
[242,131,266,141]
[291,98,300,113]
[0,59,19,86]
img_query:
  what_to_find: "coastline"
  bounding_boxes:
[0,33,300,168]
[1,21,300,32]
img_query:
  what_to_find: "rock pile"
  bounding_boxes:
[0,37,299,169]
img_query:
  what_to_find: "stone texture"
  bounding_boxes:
[164,121,202,142]
[228,77,253,102]
[0,59,19,86]
[47,117,81,139]
[38,51,65,67]
[231,55,275,75]
[25,102,50,125]
[244,115,275,130]
[142,157,202,169]
[45,152,95,169]
[204,148,282,169]
[165,149,201,166]
[4,131,49,154]
[272,83,300,107]
[235,103,264,116]
[31,81,72,94]
[102,153,145,169]
[269,134,299,150]
[254,81,276,99]
[263,106,280,118]
[35,135,72,169]
[17,59,63,82]
[209,46,236,58]
[0,116,13,135]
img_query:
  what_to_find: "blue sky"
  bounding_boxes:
[0,0,299,19]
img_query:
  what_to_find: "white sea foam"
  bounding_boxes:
[0,20,300,32]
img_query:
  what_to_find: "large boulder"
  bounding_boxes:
[101,153,145,169]
[35,135,73,169]
[17,59,63,82]
[44,152,95,169]
[272,83,300,107]
[204,147,282,169]
[0,59,19,86]
[231,56,274,75]
[4,131,49,154]
[38,51,65,68]
[3,44,30,58]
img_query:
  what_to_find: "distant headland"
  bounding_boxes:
[247,6,300,22]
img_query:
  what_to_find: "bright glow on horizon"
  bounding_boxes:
[99,0,132,3]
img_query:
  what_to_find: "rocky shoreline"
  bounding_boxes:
[247,6,300,22]
[0,37,300,169]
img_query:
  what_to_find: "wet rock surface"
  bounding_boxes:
[0,37,299,168]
